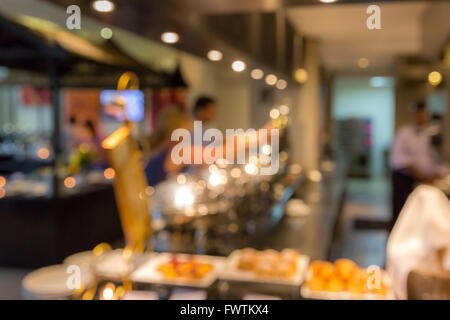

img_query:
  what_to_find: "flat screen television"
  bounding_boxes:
[100,90,144,122]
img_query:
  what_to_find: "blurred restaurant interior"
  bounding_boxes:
[0,0,449,300]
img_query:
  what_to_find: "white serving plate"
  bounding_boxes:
[300,270,394,300]
[22,264,93,299]
[131,253,225,288]
[219,250,310,286]
[64,249,155,281]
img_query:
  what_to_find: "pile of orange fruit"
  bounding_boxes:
[306,259,387,296]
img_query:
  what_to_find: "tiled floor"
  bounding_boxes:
[338,177,391,268]
[0,177,391,299]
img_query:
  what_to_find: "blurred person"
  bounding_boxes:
[145,105,279,186]
[68,116,106,174]
[193,96,218,125]
[145,106,194,186]
[389,102,443,229]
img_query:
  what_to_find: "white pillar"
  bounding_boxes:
[289,39,322,171]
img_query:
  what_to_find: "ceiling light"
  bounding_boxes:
[93,0,115,12]
[100,27,113,39]
[207,50,223,61]
[265,74,277,86]
[251,69,264,80]
[358,58,369,69]
[279,105,290,115]
[319,0,337,3]
[270,108,280,119]
[161,32,179,44]
[294,68,308,83]
[232,60,246,72]
[428,71,442,86]
[276,79,287,90]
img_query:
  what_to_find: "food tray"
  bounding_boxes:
[219,250,310,286]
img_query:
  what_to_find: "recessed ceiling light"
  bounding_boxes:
[276,79,287,90]
[100,27,113,39]
[294,68,308,84]
[319,0,337,3]
[93,0,115,12]
[428,71,442,86]
[270,108,280,119]
[358,58,369,69]
[251,69,264,80]
[279,105,290,115]
[161,32,179,44]
[232,60,246,72]
[207,50,223,61]
[265,74,278,86]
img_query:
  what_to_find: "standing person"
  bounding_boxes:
[389,101,441,229]
[192,96,218,125]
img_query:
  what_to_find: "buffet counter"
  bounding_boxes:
[252,161,347,260]
[0,183,123,268]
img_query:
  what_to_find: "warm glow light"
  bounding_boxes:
[100,27,113,39]
[308,170,323,182]
[319,0,337,3]
[0,188,5,199]
[232,60,246,72]
[209,172,222,187]
[428,71,442,86]
[270,108,280,119]
[294,68,308,83]
[230,168,241,178]
[262,144,272,156]
[102,126,130,149]
[161,32,179,44]
[207,50,223,61]
[279,105,290,115]
[37,147,50,160]
[102,287,114,300]
[276,79,287,90]
[265,74,277,86]
[208,164,218,173]
[358,58,369,69]
[244,163,258,175]
[104,168,115,180]
[177,174,187,184]
[93,0,115,12]
[251,69,264,80]
[175,186,194,208]
[64,177,76,189]
[0,176,6,188]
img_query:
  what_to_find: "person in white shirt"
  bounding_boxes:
[389,102,441,229]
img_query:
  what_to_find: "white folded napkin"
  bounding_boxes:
[387,185,450,300]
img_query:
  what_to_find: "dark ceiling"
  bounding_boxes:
[44,0,439,79]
